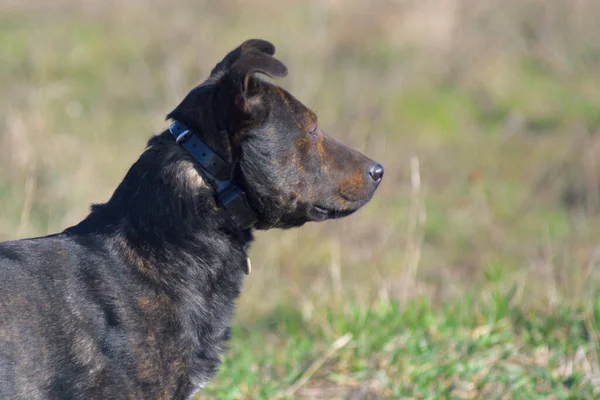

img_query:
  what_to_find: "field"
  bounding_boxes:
[1,0,600,398]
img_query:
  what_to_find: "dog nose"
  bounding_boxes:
[368,163,384,183]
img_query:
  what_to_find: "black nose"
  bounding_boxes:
[368,163,384,182]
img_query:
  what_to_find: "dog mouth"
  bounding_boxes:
[312,205,358,220]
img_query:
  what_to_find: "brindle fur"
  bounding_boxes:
[0,39,383,399]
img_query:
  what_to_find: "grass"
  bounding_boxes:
[2,0,600,398]
[200,294,600,399]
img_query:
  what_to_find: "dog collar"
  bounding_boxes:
[169,121,258,230]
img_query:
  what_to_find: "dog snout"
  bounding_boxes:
[368,163,384,183]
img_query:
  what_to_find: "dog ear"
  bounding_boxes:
[226,49,288,118]
[167,40,287,128]
[229,49,288,81]
[209,39,278,80]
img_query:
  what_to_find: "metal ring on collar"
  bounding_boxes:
[175,129,190,144]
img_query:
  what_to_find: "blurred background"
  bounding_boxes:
[2,0,600,397]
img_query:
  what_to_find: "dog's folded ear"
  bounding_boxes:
[209,39,278,79]
[224,49,287,118]
[218,41,287,118]
[210,39,287,85]
[229,49,288,81]
[167,40,287,129]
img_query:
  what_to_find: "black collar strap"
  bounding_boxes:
[169,121,258,230]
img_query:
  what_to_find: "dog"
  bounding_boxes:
[0,39,383,399]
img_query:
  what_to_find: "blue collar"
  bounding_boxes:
[169,121,258,230]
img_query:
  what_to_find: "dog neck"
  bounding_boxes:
[168,121,258,230]
[69,131,255,276]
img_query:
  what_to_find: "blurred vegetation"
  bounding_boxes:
[2,0,600,398]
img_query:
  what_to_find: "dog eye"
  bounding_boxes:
[309,127,320,139]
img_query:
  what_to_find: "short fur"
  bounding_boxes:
[0,39,383,399]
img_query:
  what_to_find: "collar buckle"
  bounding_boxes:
[170,121,191,144]
[217,185,258,230]
[169,121,258,230]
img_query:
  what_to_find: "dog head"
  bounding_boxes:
[168,39,383,229]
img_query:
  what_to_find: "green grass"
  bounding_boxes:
[200,294,600,399]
